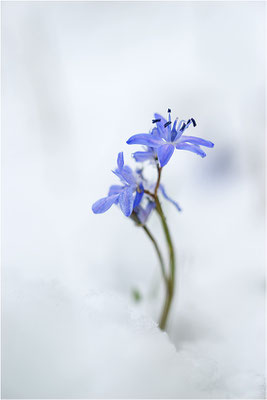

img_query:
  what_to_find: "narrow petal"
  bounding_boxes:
[121,165,136,185]
[117,152,124,170]
[132,150,154,162]
[159,184,182,212]
[151,127,161,139]
[108,185,124,196]
[176,143,206,158]
[112,166,135,185]
[171,118,178,141]
[153,113,168,140]
[92,194,120,214]
[144,201,156,219]
[179,136,214,148]
[157,144,175,167]
[177,120,191,136]
[135,201,156,225]
[166,111,172,141]
[177,120,187,131]
[126,134,162,147]
[119,186,134,217]
[154,110,175,142]
[112,169,124,183]
[133,185,144,209]
[154,113,167,126]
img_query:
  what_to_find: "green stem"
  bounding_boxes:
[134,164,176,331]
[155,196,176,330]
[142,225,167,283]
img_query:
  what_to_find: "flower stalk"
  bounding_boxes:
[155,196,175,330]
[153,166,176,330]
[142,225,167,284]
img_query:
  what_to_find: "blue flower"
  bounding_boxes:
[92,152,144,217]
[126,109,214,167]
[132,183,181,226]
[134,200,156,225]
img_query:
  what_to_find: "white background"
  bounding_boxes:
[2,1,265,398]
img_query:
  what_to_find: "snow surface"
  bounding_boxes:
[2,1,265,398]
[2,179,265,398]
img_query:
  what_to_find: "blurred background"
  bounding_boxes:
[2,1,265,398]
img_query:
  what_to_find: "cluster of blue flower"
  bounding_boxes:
[92,109,214,223]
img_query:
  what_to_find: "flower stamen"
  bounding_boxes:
[164,121,171,128]
[191,118,197,127]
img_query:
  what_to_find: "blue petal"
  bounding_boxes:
[154,113,167,126]
[177,120,186,130]
[92,194,120,214]
[117,152,124,170]
[127,134,162,147]
[133,185,144,209]
[159,184,182,212]
[154,113,168,140]
[171,118,178,141]
[119,186,134,217]
[166,112,172,141]
[151,127,161,139]
[112,166,136,185]
[179,136,214,148]
[121,166,136,185]
[112,169,125,183]
[132,150,155,162]
[136,201,156,225]
[176,143,207,158]
[176,120,187,137]
[145,201,156,217]
[157,144,175,167]
[108,185,124,198]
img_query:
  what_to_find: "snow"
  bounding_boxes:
[2,257,264,398]
[2,1,265,398]
[3,176,265,398]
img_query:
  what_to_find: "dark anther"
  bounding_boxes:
[187,119,191,124]
[180,122,186,132]
[191,118,197,127]
[164,121,172,128]
[168,108,171,113]
[152,118,161,123]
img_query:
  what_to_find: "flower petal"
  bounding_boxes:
[151,127,161,139]
[121,166,136,185]
[179,136,214,148]
[154,113,168,140]
[117,152,124,170]
[159,184,182,212]
[133,185,144,209]
[176,120,188,136]
[112,166,135,185]
[108,185,124,196]
[154,113,167,126]
[135,201,156,225]
[126,134,162,147]
[157,144,175,167]
[171,118,179,141]
[119,186,134,217]
[112,169,124,183]
[92,194,120,214]
[132,150,155,162]
[176,142,207,158]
